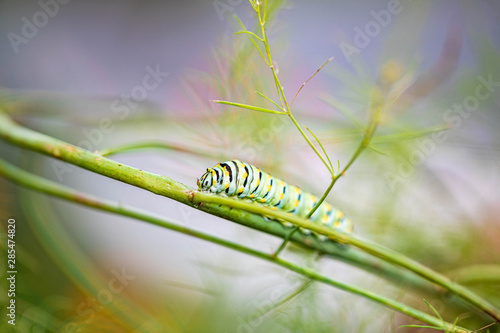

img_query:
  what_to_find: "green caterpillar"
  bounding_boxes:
[197,160,353,239]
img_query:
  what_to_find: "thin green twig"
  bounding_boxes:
[99,140,217,159]
[304,125,334,173]
[307,104,382,220]
[225,1,337,177]
[234,30,264,42]
[255,90,286,112]
[243,280,313,323]
[274,104,382,256]
[212,100,287,114]
[290,57,334,107]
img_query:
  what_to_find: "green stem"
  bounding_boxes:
[258,6,287,111]
[271,225,298,257]
[447,265,500,285]
[0,158,470,333]
[254,3,334,175]
[306,105,381,220]
[99,140,218,159]
[274,106,381,257]
[0,111,498,322]
[288,112,334,173]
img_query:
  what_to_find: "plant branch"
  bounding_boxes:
[99,140,218,159]
[306,104,382,220]
[290,57,334,107]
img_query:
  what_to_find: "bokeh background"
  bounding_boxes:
[1,0,499,332]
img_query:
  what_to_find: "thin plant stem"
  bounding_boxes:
[243,280,313,322]
[99,140,217,159]
[273,105,382,257]
[470,322,497,332]
[305,125,334,172]
[229,1,337,177]
[308,105,381,219]
[290,57,334,107]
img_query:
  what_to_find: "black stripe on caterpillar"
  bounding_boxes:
[197,160,354,240]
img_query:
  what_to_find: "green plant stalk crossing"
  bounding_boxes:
[0,158,470,333]
[0,113,442,297]
[0,111,499,322]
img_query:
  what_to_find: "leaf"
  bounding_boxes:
[255,91,285,112]
[319,94,364,129]
[233,15,269,65]
[371,124,450,145]
[367,144,388,156]
[212,100,287,115]
[424,299,444,322]
[305,125,334,173]
[399,325,442,330]
[234,30,263,42]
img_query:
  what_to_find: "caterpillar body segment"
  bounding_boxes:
[197,160,353,240]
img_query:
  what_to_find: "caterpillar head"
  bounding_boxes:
[197,168,215,192]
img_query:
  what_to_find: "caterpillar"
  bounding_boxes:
[197,160,353,240]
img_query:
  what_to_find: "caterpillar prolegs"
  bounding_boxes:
[197,160,353,240]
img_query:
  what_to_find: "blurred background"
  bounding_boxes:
[1,0,499,332]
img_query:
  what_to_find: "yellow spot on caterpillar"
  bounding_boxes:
[249,194,255,198]
[243,172,248,178]
[267,185,272,191]
[260,198,266,203]
[295,200,300,207]
[212,179,216,185]
[311,195,317,203]
[272,207,277,210]
[335,211,344,219]
[295,187,301,193]
[238,187,244,194]
[225,183,229,189]
[325,203,332,211]
[323,214,329,223]
[280,193,284,200]
[256,179,260,186]
[334,221,340,227]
